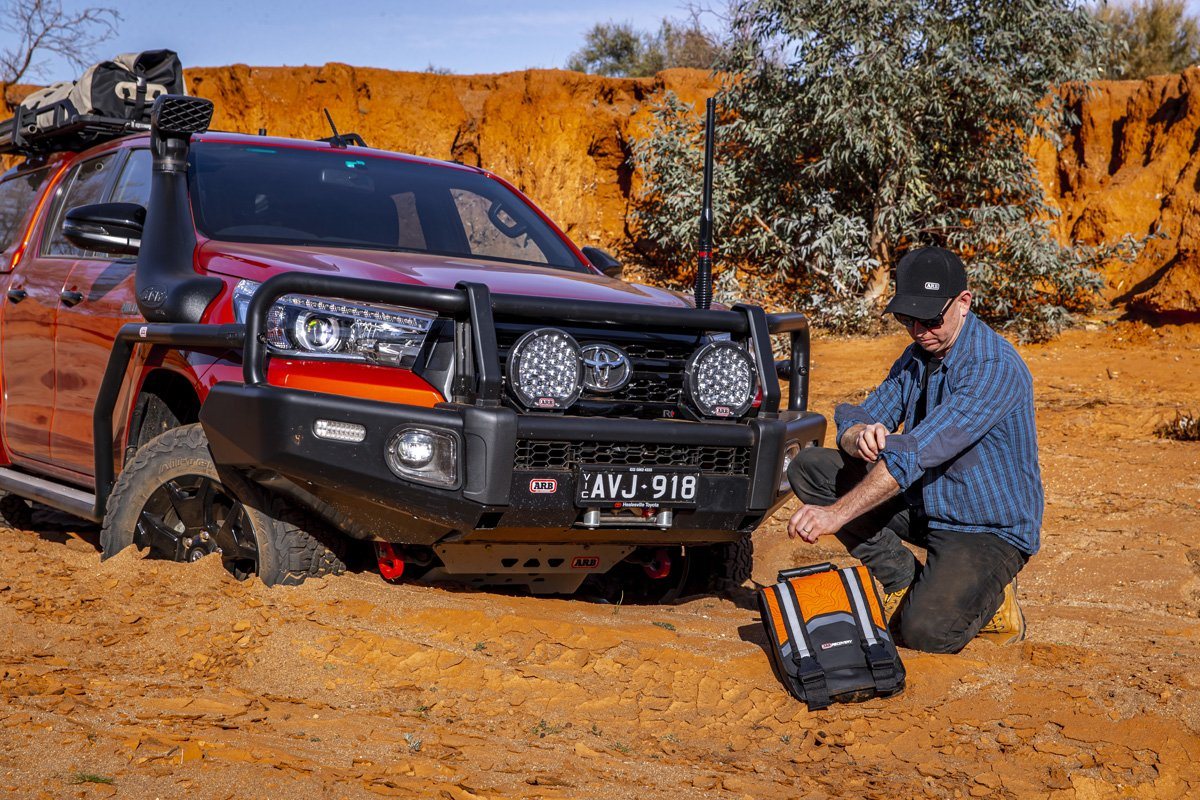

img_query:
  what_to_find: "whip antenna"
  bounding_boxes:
[695,97,717,310]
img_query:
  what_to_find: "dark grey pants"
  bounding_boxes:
[787,446,1028,654]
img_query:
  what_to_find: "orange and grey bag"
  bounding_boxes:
[757,562,905,710]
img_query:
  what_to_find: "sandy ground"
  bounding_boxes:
[1,320,1198,800]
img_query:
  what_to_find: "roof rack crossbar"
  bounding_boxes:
[0,96,151,157]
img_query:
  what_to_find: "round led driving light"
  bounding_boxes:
[685,340,758,419]
[506,327,583,410]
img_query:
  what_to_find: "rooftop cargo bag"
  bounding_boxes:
[757,562,905,710]
[16,49,184,134]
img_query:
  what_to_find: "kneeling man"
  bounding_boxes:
[787,247,1042,652]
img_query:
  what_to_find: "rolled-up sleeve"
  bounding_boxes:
[880,357,1022,490]
[834,352,910,443]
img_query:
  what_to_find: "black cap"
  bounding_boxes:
[883,247,968,319]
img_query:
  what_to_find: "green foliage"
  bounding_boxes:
[567,17,722,77]
[68,773,114,785]
[530,719,565,737]
[1095,0,1200,79]
[632,0,1142,339]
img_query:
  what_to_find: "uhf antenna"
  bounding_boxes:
[695,97,716,311]
[323,108,346,149]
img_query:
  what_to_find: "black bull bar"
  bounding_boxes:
[94,274,820,526]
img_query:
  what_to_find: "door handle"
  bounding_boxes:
[60,289,84,307]
[6,288,26,303]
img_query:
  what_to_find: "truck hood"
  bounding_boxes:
[199,242,694,308]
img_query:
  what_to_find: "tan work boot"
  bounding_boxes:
[881,588,907,621]
[978,578,1026,645]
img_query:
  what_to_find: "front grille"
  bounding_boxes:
[514,440,752,475]
[495,323,698,416]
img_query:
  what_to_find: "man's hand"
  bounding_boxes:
[786,457,902,544]
[787,503,845,543]
[842,422,890,462]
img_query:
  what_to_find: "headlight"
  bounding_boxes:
[233,280,434,368]
[506,327,583,410]
[685,340,758,418]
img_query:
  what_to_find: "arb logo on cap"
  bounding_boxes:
[924,281,940,291]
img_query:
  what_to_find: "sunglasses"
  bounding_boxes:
[893,297,955,330]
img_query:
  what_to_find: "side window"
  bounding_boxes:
[42,153,118,258]
[450,188,549,265]
[110,149,152,206]
[0,167,51,255]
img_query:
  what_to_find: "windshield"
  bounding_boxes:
[189,142,584,271]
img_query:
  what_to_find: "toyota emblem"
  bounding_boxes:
[581,344,632,393]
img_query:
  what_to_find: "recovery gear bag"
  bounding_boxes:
[757,562,905,711]
[17,50,185,133]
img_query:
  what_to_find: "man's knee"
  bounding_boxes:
[786,446,843,504]
[895,598,973,654]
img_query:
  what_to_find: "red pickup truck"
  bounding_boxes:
[0,95,824,598]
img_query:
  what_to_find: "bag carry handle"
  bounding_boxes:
[777,562,836,582]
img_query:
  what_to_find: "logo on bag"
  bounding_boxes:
[529,478,557,494]
[820,639,853,650]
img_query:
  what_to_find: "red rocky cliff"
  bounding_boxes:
[1039,69,1200,319]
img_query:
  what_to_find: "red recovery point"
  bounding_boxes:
[375,542,405,581]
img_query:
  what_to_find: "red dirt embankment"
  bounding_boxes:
[187,65,715,265]
[1038,69,1200,318]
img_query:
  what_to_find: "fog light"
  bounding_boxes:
[384,427,458,487]
[392,429,435,468]
[313,419,367,443]
[779,441,802,493]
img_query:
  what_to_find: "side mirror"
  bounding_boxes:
[63,202,146,256]
[581,246,623,279]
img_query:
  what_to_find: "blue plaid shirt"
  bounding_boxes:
[834,312,1044,555]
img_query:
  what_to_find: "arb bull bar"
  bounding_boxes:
[96,273,825,542]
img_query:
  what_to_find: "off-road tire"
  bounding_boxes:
[0,493,33,530]
[715,536,754,587]
[100,424,345,585]
[686,536,754,594]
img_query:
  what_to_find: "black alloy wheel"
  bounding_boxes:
[101,423,346,586]
[135,474,259,577]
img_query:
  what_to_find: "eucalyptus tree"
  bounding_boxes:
[632,0,1137,338]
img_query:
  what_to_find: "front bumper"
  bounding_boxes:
[200,383,826,545]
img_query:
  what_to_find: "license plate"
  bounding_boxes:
[576,466,701,508]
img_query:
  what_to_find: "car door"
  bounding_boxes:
[1,151,120,472]
[0,164,57,462]
[51,148,150,475]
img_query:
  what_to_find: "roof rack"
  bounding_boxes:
[0,98,149,157]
